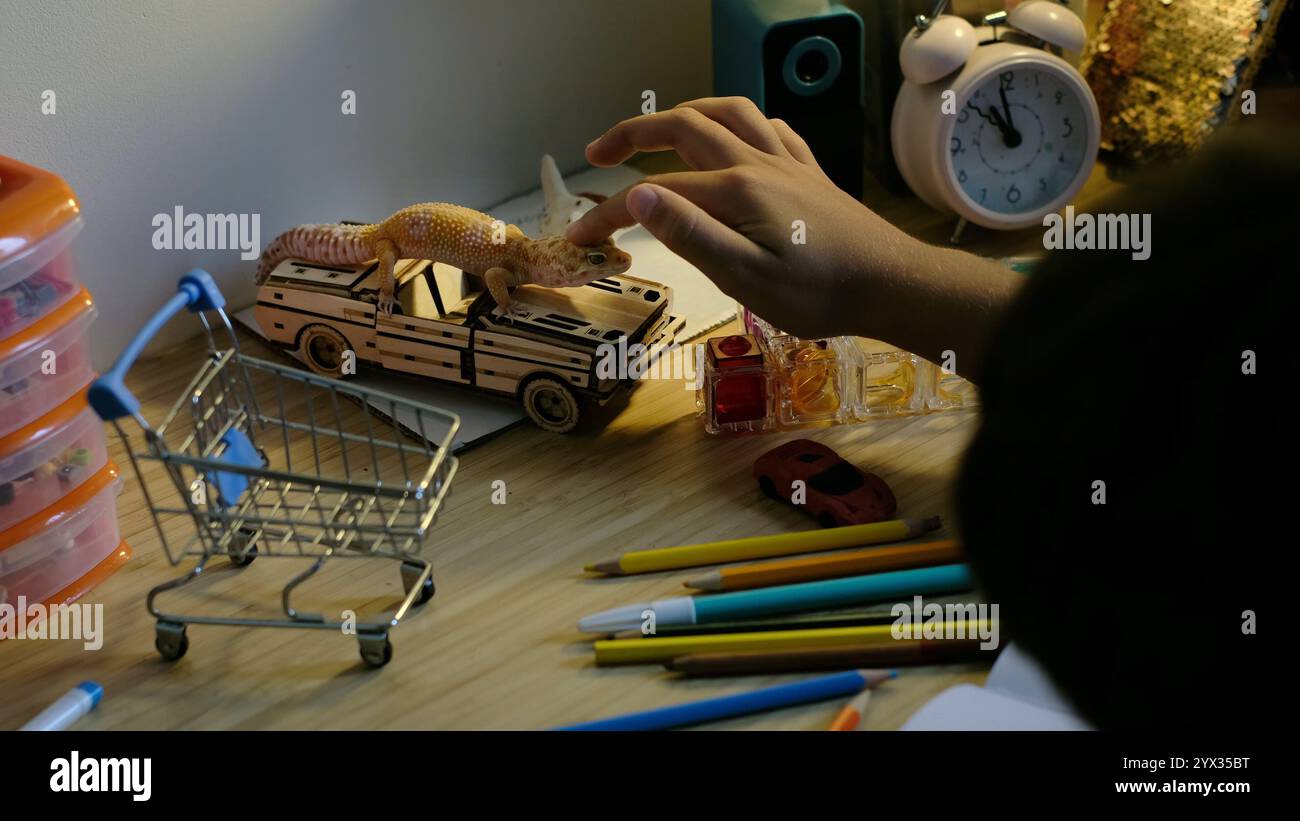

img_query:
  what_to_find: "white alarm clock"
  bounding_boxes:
[891,0,1099,238]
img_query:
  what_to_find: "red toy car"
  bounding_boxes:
[752,439,897,528]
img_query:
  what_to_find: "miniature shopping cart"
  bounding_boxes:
[89,269,459,668]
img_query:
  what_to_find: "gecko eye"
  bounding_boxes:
[586,252,607,265]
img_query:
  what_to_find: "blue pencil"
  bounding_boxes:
[554,669,896,731]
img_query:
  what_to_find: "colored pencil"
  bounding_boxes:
[827,688,874,731]
[585,516,942,575]
[609,606,902,639]
[554,669,896,731]
[666,638,995,676]
[593,620,994,665]
[685,538,965,591]
[578,564,973,633]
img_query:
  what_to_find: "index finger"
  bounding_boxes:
[585,108,755,171]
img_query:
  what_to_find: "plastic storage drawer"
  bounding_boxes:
[0,388,109,532]
[0,462,125,608]
[0,289,97,438]
[0,155,85,339]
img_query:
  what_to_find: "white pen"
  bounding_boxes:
[20,681,103,731]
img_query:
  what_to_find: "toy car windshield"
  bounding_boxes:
[808,461,866,495]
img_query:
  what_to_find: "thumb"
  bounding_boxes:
[625,183,765,291]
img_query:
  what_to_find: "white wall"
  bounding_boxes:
[0,0,710,364]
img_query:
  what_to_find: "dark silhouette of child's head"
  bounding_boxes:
[958,129,1286,729]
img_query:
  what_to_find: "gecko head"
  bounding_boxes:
[530,236,632,280]
[578,239,632,277]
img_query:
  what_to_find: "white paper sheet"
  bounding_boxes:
[900,643,1094,731]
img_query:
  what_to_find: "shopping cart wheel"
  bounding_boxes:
[359,632,392,668]
[416,576,436,605]
[230,527,259,567]
[400,561,436,606]
[155,621,189,662]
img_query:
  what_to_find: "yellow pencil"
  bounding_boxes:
[593,620,992,665]
[584,516,942,575]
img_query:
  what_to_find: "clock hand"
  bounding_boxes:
[987,100,1023,149]
[965,99,997,127]
[999,87,1016,131]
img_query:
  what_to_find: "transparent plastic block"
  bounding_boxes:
[698,334,773,434]
[845,337,923,420]
[770,335,848,426]
[922,359,981,412]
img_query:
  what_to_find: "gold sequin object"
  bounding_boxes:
[1081,0,1289,169]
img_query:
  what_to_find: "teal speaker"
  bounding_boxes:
[713,0,866,198]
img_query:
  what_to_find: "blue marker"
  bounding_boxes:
[578,563,973,633]
[556,669,896,731]
[19,681,103,731]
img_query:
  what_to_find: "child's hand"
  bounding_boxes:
[566,97,926,340]
[567,97,1022,381]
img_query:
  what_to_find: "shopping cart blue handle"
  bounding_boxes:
[89,269,227,421]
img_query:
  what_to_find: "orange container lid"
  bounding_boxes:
[40,541,131,609]
[0,155,82,275]
[0,285,94,363]
[0,379,92,458]
[0,460,119,553]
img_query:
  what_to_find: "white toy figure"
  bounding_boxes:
[540,154,603,237]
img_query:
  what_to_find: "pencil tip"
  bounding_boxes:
[858,668,898,685]
[586,560,622,575]
[683,572,719,591]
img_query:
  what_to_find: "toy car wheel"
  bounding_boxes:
[817,511,839,529]
[299,324,351,378]
[758,476,781,501]
[520,376,581,433]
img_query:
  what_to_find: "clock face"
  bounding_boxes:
[948,64,1091,216]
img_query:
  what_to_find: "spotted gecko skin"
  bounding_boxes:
[255,202,631,315]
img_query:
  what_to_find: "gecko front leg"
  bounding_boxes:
[484,266,523,320]
[373,237,398,316]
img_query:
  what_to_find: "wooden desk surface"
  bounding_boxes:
[0,166,1118,731]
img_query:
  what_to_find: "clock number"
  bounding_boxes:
[950,137,962,156]
[1063,116,1074,138]
[957,107,970,123]
[980,188,987,203]
[1006,184,1021,204]
[1055,90,1064,105]
[999,71,1015,92]
[1039,177,1047,192]
[958,169,968,183]
[1059,151,1067,164]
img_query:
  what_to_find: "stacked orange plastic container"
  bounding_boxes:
[0,156,129,613]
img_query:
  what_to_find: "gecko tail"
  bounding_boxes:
[255,223,376,284]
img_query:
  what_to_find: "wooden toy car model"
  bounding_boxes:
[752,439,897,527]
[254,258,683,432]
